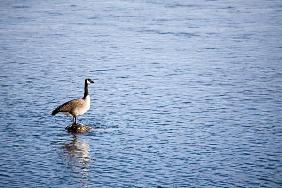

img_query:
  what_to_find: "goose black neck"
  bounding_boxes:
[83,80,89,99]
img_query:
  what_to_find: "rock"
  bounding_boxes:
[65,123,92,134]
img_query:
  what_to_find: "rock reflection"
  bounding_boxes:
[62,136,91,187]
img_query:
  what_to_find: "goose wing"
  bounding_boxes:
[52,98,85,115]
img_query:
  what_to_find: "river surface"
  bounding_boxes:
[0,0,282,187]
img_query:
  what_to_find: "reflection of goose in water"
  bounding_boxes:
[62,136,91,187]
[63,136,90,166]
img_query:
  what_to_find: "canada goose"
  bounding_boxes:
[52,78,95,124]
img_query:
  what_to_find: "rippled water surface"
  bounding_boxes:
[1,0,282,187]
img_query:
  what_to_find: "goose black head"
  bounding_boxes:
[85,78,94,84]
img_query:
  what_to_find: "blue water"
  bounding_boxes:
[0,0,282,187]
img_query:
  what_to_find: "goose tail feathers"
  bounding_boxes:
[51,107,60,116]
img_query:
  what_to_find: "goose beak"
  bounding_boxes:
[89,79,94,83]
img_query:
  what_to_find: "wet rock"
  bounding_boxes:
[65,123,92,134]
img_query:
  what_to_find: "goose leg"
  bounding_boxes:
[74,116,77,124]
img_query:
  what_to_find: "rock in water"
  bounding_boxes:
[65,123,92,134]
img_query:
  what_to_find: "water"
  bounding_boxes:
[0,0,282,187]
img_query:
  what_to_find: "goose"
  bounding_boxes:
[52,78,95,124]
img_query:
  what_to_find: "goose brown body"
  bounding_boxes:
[52,96,90,116]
